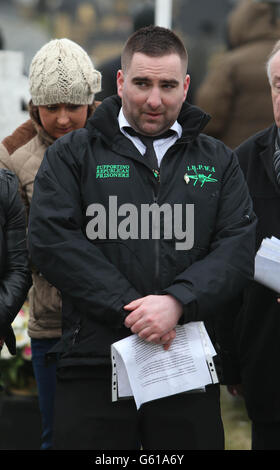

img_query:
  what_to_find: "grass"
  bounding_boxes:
[220,386,251,450]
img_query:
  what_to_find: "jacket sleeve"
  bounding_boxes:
[164,149,257,323]
[0,171,32,353]
[28,143,142,329]
[0,143,30,217]
[213,136,258,385]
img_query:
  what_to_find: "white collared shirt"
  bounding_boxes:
[118,108,182,166]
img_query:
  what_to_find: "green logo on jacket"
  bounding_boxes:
[96,165,130,179]
[185,164,217,188]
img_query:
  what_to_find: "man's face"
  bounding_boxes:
[270,50,280,128]
[117,52,190,136]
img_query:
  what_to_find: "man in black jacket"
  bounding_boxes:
[28,26,256,450]
[227,38,280,450]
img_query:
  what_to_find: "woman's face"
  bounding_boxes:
[38,103,88,139]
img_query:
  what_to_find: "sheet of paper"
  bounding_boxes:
[111,322,217,409]
[254,254,280,293]
[257,238,280,262]
[254,236,280,293]
[112,347,133,399]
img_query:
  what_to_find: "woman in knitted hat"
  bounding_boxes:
[0,38,101,450]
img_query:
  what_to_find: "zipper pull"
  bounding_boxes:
[153,169,160,182]
[72,324,81,345]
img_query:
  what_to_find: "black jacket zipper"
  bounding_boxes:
[151,170,161,294]
[72,322,81,345]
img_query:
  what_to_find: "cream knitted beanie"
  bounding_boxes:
[29,38,101,105]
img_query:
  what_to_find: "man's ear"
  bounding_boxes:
[183,74,190,101]
[117,70,124,98]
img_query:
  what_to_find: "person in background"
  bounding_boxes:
[0,38,101,450]
[96,4,154,100]
[195,0,280,149]
[225,38,280,450]
[0,169,31,363]
[28,25,256,450]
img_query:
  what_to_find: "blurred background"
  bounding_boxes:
[0,0,240,137]
[0,0,237,78]
[0,0,252,450]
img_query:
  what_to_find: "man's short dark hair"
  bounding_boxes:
[121,25,188,74]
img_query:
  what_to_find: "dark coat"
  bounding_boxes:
[27,97,256,375]
[0,169,31,354]
[195,0,280,149]
[96,55,121,101]
[234,124,280,422]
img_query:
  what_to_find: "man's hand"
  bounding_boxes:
[124,294,183,349]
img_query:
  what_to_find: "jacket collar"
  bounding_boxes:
[254,123,277,151]
[255,123,280,193]
[177,102,211,143]
[86,95,211,146]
